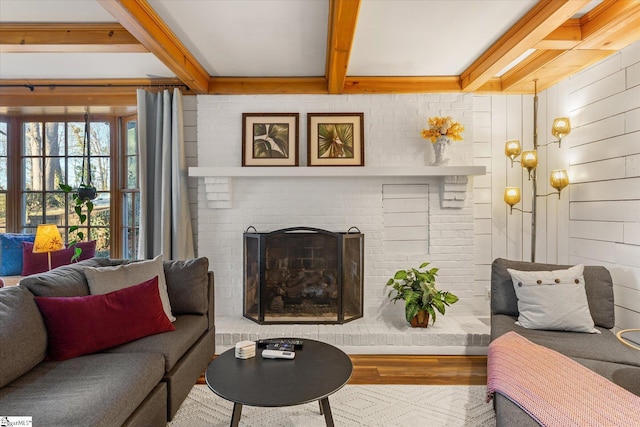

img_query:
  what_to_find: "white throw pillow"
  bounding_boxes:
[507,264,599,334]
[84,255,175,322]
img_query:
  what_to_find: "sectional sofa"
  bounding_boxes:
[489,258,640,426]
[0,256,215,427]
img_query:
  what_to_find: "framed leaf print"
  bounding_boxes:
[307,113,364,166]
[242,113,299,166]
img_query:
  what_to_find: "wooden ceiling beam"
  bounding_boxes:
[0,85,137,106]
[342,77,461,94]
[534,19,582,50]
[460,0,590,92]
[577,0,640,51]
[97,0,210,93]
[326,0,362,94]
[0,78,187,107]
[500,49,566,91]
[209,77,328,95]
[504,49,614,93]
[475,79,507,94]
[0,23,146,53]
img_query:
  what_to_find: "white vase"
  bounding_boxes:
[429,136,451,166]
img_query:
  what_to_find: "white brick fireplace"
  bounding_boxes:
[192,93,490,353]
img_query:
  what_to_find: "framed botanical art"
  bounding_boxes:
[242,113,299,166]
[307,113,364,166]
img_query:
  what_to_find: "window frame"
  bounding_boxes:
[0,113,136,259]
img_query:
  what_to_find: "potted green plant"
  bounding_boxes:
[386,261,459,327]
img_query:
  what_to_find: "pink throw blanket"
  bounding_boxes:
[487,331,640,427]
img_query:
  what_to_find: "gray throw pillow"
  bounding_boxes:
[491,258,614,329]
[84,255,175,322]
[0,286,48,387]
[163,257,209,315]
[20,257,112,297]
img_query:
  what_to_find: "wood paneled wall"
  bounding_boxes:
[473,88,572,316]
[565,40,640,329]
[473,40,640,327]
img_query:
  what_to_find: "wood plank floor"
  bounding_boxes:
[348,355,487,385]
[199,355,487,386]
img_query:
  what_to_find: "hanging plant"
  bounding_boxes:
[59,183,94,261]
[59,112,97,261]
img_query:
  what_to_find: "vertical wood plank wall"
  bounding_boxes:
[566,41,640,329]
[473,40,640,327]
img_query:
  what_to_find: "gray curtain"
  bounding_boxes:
[136,88,194,260]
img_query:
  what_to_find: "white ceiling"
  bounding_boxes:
[1,52,175,79]
[349,0,537,76]
[150,0,330,77]
[0,0,580,80]
[0,0,115,22]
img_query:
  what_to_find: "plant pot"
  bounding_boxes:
[410,310,430,328]
[76,185,97,201]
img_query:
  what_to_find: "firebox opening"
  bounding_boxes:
[243,227,364,324]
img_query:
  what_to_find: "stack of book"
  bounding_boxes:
[235,340,256,359]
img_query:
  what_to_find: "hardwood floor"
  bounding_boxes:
[348,355,487,385]
[198,355,487,386]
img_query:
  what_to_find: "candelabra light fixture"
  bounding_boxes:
[503,80,571,262]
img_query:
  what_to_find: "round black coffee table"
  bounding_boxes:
[205,338,352,427]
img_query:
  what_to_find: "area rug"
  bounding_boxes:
[168,384,496,427]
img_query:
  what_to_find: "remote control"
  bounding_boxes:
[262,349,295,359]
[257,339,304,349]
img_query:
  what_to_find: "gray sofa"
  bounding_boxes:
[0,257,215,427]
[490,258,640,427]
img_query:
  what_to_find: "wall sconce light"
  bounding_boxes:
[502,80,571,262]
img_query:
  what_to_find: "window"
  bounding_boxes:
[121,115,140,259]
[1,114,138,259]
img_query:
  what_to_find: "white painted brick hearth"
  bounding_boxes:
[195,93,483,352]
[215,315,490,355]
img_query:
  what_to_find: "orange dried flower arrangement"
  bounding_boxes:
[421,116,465,143]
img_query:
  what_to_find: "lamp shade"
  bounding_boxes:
[550,169,570,193]
[504,140,522,166]
[551,118,571,140]
[504,187,521,206]
[33,224,64,254]
[521,150,538,169]
[504,140,521,158]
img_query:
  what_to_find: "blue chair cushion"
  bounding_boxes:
[0,233,35,275]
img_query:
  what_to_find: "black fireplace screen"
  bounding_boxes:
[243,227,364,324]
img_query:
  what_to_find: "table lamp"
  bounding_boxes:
[33,224,65,271]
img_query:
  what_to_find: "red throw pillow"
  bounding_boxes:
[22,240,97,276]
[34,276,175,361]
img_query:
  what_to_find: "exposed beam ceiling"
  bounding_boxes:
[497,0,640,92]
[0,23,145,53]
[326,0,362,94]
[96,0,209,93]
[1,0,639,108]
[460,0,591,92]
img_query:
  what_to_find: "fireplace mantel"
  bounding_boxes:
[189,166,486,209]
